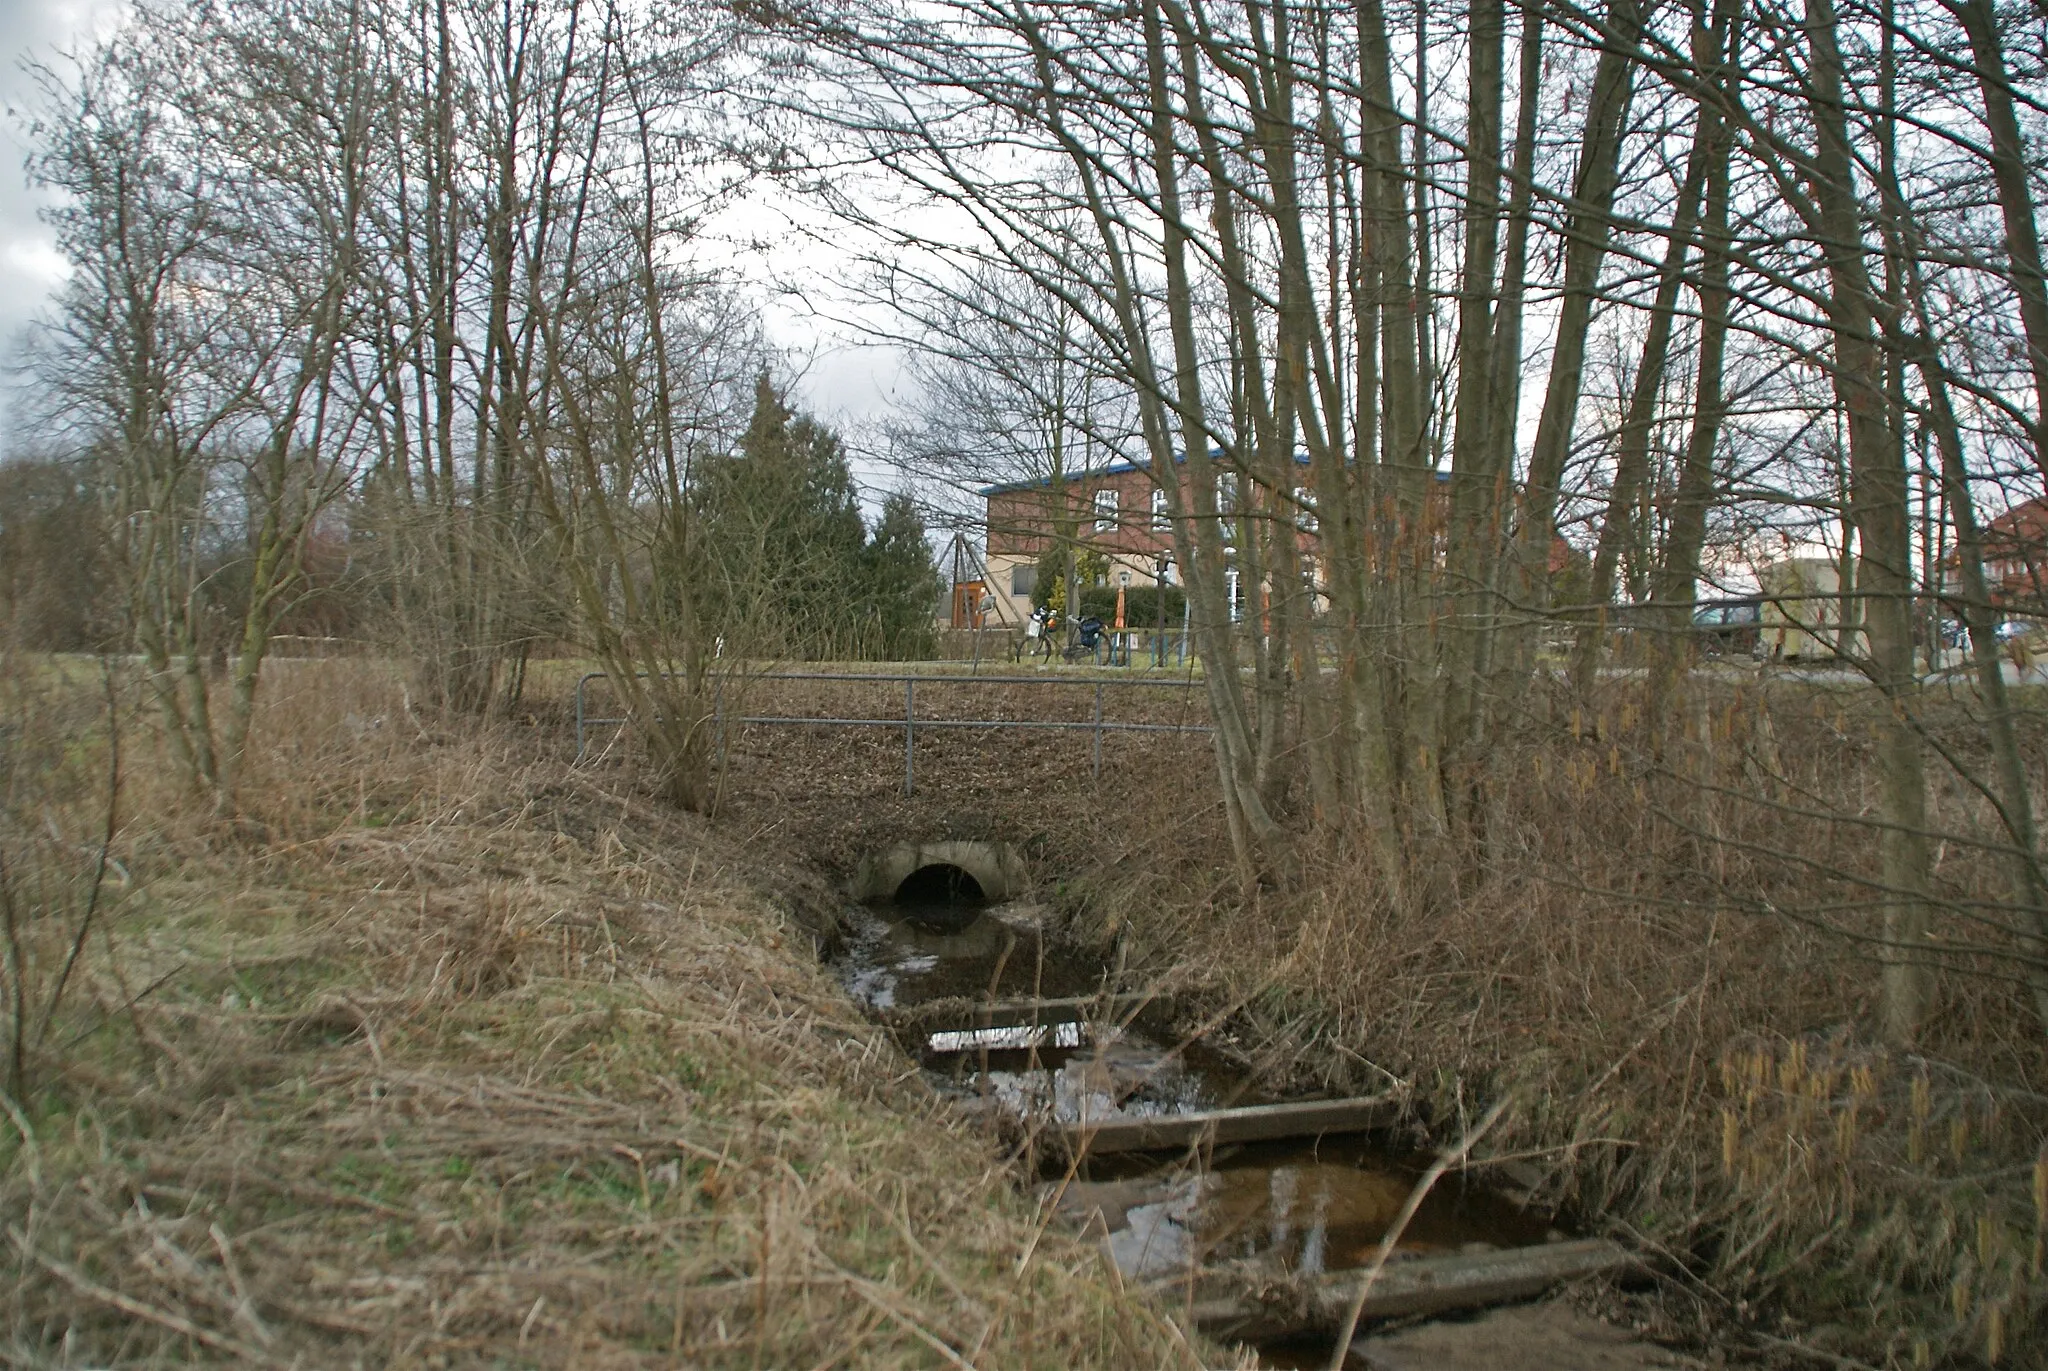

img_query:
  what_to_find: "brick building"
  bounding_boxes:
[1978,494,2048,613]
[978,458,1580,630]
[978,457,1328,627]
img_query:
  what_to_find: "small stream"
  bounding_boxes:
[836,892,1556,1367]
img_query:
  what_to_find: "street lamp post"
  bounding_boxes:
[1154,553,1171,668]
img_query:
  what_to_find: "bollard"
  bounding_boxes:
[1091,682,1104,777]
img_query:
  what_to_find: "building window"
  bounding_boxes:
[1151,488,1169,530]
[1225,567,1243,622]
[1010,564,1035,598]
[1094,488,1118,532]
[1215,472,1238,514]
[1294,485,1317,532]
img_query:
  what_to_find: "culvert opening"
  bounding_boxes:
[893,862,985,907]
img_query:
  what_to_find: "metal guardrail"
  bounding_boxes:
[574,669,1214,795]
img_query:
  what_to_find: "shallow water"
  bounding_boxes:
[840,899,1100,1011]
[834,898,1556,1362]
[1057,1136,1551,1279]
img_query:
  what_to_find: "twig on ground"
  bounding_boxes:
[14,1228,280,1365]
[1753,1331,1886,1371]
[831,1260,978,1371]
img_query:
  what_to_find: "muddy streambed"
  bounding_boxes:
[835,894,1562,1367]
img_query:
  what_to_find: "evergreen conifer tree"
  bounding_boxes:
[696,377,868,657]
[861,490,943,659]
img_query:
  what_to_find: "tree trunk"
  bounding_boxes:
[1802,0,1932,1044]
[1648,0,1738,712]
[1949,0,2048,482]
[1513,0,1642,638]
[1573,107,1713,690]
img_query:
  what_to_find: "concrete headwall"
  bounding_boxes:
[848,840,1027,905]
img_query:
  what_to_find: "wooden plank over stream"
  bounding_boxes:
[1059,1094,1404,1155]
[879,992,1156,1033]
[1179,1238,1640,1337]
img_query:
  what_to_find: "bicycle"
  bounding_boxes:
[1062,615,1108,664]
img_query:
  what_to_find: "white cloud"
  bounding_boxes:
[0,2,126,444]
[0,235,67,286]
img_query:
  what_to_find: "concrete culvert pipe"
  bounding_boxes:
[850,841,1025,932]
[894,862,985,907]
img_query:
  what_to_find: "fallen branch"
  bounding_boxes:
[1178,1238,1640,1342]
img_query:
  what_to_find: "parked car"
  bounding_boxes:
[1957,619,2042,652]
[1693,598,1763,656]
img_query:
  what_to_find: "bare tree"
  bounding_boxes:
[751,0,2048,1039]
[884,260,1136,624]
[31,0,372,813]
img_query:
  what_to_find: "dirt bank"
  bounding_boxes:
[1349,1302,1712,1370]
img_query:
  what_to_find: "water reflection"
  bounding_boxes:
[1106,1179,1203,1277]
[840,901,1088,1011]
[960,1035,1217,1123]
[1055,1136,1551,1280]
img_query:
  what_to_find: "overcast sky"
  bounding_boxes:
[0,1,127,447]
[0,0,916,480]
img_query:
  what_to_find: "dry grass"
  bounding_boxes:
[1068,672,2048,1369]
[0,655,1231,1368]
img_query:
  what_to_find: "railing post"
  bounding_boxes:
[1092,681,1104,778]
[904,676,916,795]
[575,674,589,760]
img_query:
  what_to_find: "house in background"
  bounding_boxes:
[1976,494,2048,615]
[1923,493,2047,651]
[1749,494,2048,663]
[981,460,1192,626]
[980,453,1351,626]
[976,456,1498,629]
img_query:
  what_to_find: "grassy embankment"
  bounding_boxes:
[0,656,1225,1368]
[1062,671,2048,1368]
[660,664,2048,1360]
[20,654,2046,1367]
